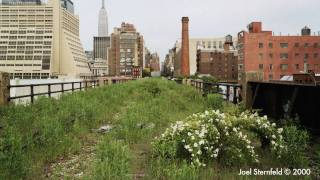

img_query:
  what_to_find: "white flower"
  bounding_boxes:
[191,136,195,140]
[194,143,198,148]
[188,132,192,136]
[184,145,190,149]
[272,135,276,139]
[277,128,283,134]
[272,123,276,127]
[182,139,186,143]
[197,150,202,155]
[199,140,205,145]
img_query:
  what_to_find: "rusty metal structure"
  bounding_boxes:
[247,81,320,133]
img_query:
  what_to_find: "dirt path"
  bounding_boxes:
[44,133,102,179]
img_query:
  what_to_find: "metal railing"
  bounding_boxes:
[177,79,242,104]
[8,80,98,103]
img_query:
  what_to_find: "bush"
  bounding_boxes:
[152,110,286,167]
[207,94,224,110]
[281,126,310,168]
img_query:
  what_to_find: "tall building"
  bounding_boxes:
[238,22,320,81]
[0,0,92,79]
[181,17,190,76]
[98,0,108,36]
[148,53,160,72]
[196,35,238,81]
[93,36,110,61]
[108,22,144,76]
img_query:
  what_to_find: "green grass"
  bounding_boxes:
[0,78,315,179]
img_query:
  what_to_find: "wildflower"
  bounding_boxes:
[277,128,283,133]
[194,143,198,148]
[199,140,205,145]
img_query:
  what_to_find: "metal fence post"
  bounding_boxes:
[30,85,34,103]
[48,84,51,97]
[61,83,64,94]
[233,86,238,104]
[72,82,74,92]
[0,72,10,106]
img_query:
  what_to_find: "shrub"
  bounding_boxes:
[152,110,286,167]
[281,126,310,168]
[207,94,224,110]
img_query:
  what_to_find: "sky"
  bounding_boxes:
[72,0,320,61]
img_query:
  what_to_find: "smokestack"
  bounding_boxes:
[181,17,190,76]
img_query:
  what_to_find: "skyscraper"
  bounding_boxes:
[98,0,108,36]
[0,0,92,79]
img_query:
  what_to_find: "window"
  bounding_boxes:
[294,43,299,47]
[280,64,288,70]
[259,43,264,48]
[304,53,309,59]
[280,43,288,48]
[314,43,318,48]
[269,64,273,70]
[259,53,263,60]
[295,64,300,70]
[259,64,264,70]
[295,53,300,58]
[314,53,318,59]
[269,53,273,59]
[269,43,273,48]
[305,43,309,48]
[269,74,273,80]
[315,64,319,70]
[280,53,288,60]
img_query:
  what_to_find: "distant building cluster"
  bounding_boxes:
[163,18,320,82]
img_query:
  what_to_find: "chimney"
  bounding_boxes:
[181,17,190,76]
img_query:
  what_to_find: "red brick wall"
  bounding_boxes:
[239,23,320,81]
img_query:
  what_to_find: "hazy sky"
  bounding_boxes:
[73,0,320,60]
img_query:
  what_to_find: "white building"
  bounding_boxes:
[0,0,92,79]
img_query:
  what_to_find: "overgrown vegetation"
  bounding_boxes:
[0,78,316,179]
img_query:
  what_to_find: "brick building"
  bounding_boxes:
[196,35,238,81]
[108,23,144,76]
[238,22,320,81]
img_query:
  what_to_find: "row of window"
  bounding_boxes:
[0,64,41,67]
[9,73,51,80]
[258,63,318,71]
[0,55,50,60]
[259,42,320,48]
[1,30,52,34]
[258,53,319,60]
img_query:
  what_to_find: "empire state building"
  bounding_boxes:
[98,0,108,36]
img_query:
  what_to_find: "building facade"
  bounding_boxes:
[93,36,110,61]
[108,23,144,77]
[196,35,238,81]
[172,37,237,76]
[238,22,320,81]
[98,0,108,36]
[0,0,92,79]
[148,53,160,72]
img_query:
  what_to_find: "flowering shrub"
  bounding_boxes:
[152,110,286,167]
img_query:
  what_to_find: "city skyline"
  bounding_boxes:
[74,0,320,61]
